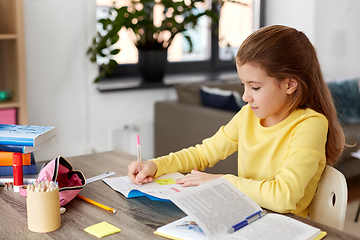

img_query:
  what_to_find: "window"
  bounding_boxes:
[95,0,264,78]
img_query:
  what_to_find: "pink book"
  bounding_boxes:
[0,108,16,124]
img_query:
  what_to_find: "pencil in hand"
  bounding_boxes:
[136,134,142,186]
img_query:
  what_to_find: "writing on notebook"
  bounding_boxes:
[103,172,189,201]
[154,178,176,185]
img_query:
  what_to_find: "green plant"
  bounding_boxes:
[87,0,243,82]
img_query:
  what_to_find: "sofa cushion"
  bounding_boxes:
[175,81,244,106]
[200,86,245,112]
[327,78,360,124]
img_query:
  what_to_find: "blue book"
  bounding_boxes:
[0,124,55,147]
[0,162,45,185]
[0,163,37,176]
[0,153,36,176]
[0,136,55,153]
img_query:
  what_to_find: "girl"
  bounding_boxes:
[127,25,345,217]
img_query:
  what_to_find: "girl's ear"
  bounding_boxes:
[286,78,298,94]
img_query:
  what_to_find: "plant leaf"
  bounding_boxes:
[184,35,193,53]
[108,59,118,67]
[110,49,120,55]
[110,35,120,45]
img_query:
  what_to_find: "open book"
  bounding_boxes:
[155,178,326,240]
[103,172,189,201]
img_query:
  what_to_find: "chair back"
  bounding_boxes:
[308,165,348,230]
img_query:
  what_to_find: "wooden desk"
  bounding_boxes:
[0,151,359,239]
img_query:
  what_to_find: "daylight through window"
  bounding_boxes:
[96,0,256,65]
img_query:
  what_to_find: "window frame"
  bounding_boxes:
[99,0,265,80]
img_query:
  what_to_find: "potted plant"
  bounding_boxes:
[87,0,239,83]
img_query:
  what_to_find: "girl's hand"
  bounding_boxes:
[176,170,223,187]
[127,160,157,185]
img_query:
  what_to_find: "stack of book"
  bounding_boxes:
[0,124,55,184]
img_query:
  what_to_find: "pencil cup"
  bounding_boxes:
[27,189,61,232]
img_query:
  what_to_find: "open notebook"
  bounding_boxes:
[103,172,188,201]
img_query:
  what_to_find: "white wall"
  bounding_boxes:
[315,0,360,79]
[265,0,316,43]
[23,0,92,161]
[23,0,176,161]
[265,0,360,79]
[88,87,176,158]
[23,0,360,162]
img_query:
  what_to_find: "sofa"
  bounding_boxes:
[154,78,360,179]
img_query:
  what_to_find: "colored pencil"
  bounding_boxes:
[76,194,116,213]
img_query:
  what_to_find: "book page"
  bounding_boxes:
[102,176,137,197]
[103,172,189,200]
[155,216,208,240]
[222,213,322,240]
[155,214,323,240]
[170,178,262,240]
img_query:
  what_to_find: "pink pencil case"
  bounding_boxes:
[37,156,86,206]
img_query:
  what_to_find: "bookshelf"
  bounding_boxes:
[0,0,27,125]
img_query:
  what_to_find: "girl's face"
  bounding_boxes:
[237,63,297,127]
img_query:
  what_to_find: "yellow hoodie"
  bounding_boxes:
[152,105,327,217]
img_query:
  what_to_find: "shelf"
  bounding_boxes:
[0,34,17,40]
[97,71,240,92]
[0,101,20,109]
[0,0,27,124]
[0,0,16,35]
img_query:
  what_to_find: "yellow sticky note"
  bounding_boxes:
[84,221,121,238]
[154,178,176,185]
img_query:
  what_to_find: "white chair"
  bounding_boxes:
[308,165,348,230]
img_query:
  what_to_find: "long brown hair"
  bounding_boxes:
[236,25,344,166]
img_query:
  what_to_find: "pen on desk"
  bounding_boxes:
[76,194,116,213]
[227,210,266,233]
[136,134,142,186]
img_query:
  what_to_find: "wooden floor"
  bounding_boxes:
[348,175,360,203]
[344,176,360,238]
